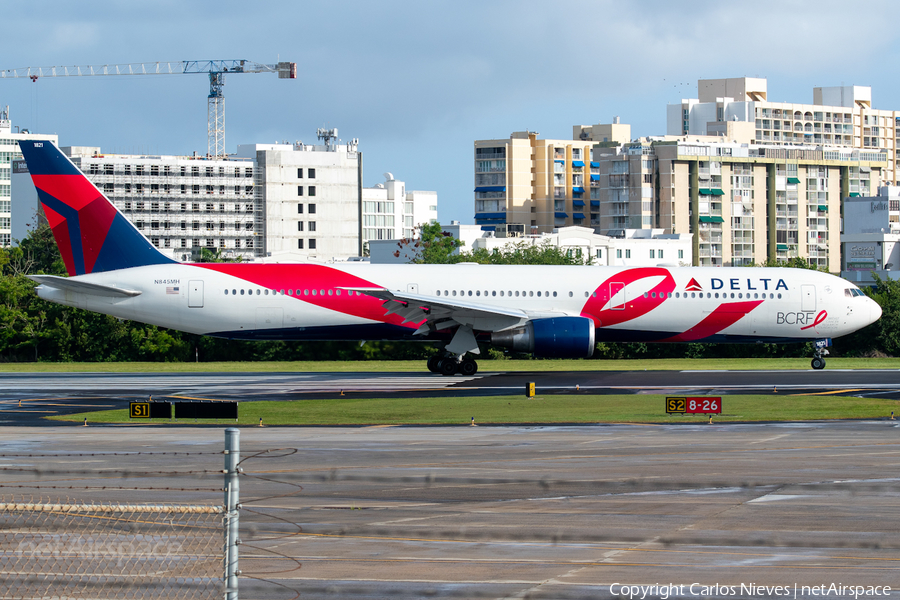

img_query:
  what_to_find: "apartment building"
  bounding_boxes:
[56,138,361,261]
[594,137,886,269]
[476,125,886,270]
[668,77,900,185]
[474,125,629,234]
[62,146,261,261]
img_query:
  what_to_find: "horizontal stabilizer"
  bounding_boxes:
[28,274,142,298]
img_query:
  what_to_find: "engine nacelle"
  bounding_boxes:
[491,316,595,359]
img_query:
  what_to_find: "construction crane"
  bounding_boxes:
[0,60,297,158]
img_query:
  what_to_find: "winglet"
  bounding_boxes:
[17,140,175,276]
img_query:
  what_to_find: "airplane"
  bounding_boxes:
[17,139,882,374]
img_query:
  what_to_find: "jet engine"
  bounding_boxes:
[491,316,595,359]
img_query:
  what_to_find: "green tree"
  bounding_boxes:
[395,222,463,264]
[745,256,828,272]
[451,241,588,265]
[199,247,243,263]
[6,224,67,276]
[841,274,900,357]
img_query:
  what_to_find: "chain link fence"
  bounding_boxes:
[0,499,224,599]
[0,435,240,600]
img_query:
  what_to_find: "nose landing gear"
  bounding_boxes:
[811,338,831,370]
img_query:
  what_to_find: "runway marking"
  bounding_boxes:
[7,403,113,408]
[788,389,864,396]
[368,514,462,526]
[245,440,900,477]
[467,384,900,392]
[0,375,481,393]
[288,532,900,562]
[247,557,900,571]
[682,369,900,373]
[748,493,811,503]
[750,434,791,444]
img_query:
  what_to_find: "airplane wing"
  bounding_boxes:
[340,286,567,335]
[27,275,142,298]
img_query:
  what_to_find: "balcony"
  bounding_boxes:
[699,231,723,244]
[608,175,628,188]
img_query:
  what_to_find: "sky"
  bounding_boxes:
[4,0,900,224]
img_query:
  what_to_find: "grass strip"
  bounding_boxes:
[52,394,900,426]
[5,357,900,373]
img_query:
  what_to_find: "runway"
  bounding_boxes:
[1,368,900,426]
[1,368,899,597]
[1,422,898,599]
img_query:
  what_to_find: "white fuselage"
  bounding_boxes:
[34,263,880,344]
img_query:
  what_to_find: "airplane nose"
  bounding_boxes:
[869,298,882,324]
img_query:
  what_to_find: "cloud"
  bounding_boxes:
[5,0,900,223]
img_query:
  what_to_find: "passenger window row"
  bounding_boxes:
[435,290,596,299]
[224,288,364,297]
[654,291,782,300]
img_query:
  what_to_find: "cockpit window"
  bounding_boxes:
[845,288,865,297]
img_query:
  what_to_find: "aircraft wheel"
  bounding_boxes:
[427,356,441,373]
[811,357,826,370]
[458,358,478,376]
[438,358,459,376]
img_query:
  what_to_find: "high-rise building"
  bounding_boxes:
[668,77,899,185]
[473,129,886,270]
[63,146,261,261]
[474,130,611,234]
[0,110,57,246]
[592,137,887,269]
[55,134,366,261]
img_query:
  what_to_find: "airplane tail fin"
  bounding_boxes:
[17,140,174,276]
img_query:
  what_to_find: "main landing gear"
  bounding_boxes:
[427,354,478,376]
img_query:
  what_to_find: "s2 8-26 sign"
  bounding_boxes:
[666,397,722,414]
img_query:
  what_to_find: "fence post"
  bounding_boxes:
[224,428,240,600]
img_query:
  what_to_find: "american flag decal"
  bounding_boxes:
[166,286,180,295]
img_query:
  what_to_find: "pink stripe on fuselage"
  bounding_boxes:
[196,263,422,329]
